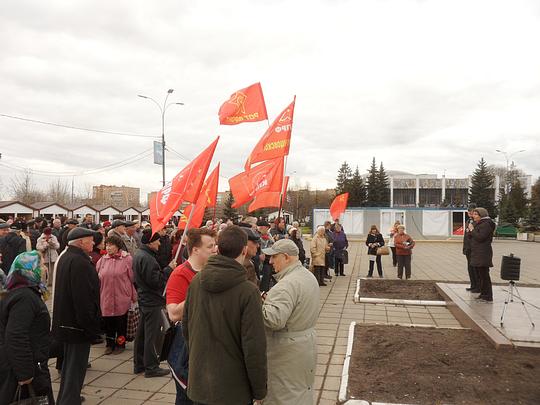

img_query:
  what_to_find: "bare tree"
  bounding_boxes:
[10,170,46,204]
[47,178,71,204]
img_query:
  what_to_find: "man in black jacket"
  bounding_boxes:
[52,227,101,405]
[133,228,176,377]
[59,219,78,252]
[0,222,27,275]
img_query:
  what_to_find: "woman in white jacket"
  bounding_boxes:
[36,227,60,286]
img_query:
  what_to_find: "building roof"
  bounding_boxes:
[31,201,69,210]
[0,200,35,210]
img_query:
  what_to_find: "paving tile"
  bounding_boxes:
[320,388,339,400]
[89,372,138,388]
[159,380,177,394]
[89,357,126,372]
[124,375,171,392]
[325,364,344,376]
[84,370,106,385]
[81,385,117,400]
[111,388,154,401]
[148,392,177,403]
[317,345,333,354]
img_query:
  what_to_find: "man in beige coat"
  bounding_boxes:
[262,239,320,405]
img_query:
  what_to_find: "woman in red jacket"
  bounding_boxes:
[393,225,415,279]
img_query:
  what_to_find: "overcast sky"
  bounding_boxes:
[1,0,539,203]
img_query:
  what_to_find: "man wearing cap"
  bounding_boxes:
[133,228,176,378]
[52,227,101,405]
[60,219,79,252]
[107,220,130,252]
[261,239,320,405]
[257,220,275,292]
[241,227,261,285]
[123,220,139,255]
[0,222,27,275]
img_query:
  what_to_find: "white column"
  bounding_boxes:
[415,176,420,207]
[494,175,500,202]
[441,176,446,204]
[390,177,394,208]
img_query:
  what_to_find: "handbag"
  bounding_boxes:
[377,246,390,256]
[159,308,175,361]
[342,250,349,265]
[9,384,49,405]
[126,303,140,342]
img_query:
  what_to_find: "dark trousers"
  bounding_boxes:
[465,253,478,290]
[314,266,326,286]
[390,247,397,266]
[134,305,163,372]
[475,266,493,299]
[397,255,412,279]
[259,262,274,292]
[103,314,128,348]
[174,379,193,405]
[57,342,91,405]
[368,256,383,277]
[335,257,345,275]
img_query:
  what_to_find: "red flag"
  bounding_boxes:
[330,192,349,221]
[245,97,295,170]
[219,82,268,125]
[179,164,220,230]
[150,137,219,233]
[229,157,284,208]
[248,177,289,212]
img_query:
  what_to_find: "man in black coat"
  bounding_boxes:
[133,228,176,377]
[462,204,479,292]
[468,207,496,302]
[52,227,101,405]
[0,223,27,275]
[156,228,173,269]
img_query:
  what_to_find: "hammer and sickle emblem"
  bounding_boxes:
[228,91,248,115]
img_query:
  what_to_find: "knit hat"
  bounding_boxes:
[141,228,160,244]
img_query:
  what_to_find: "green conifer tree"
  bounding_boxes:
[348,166,367,207]
[366,157,379,207]
[469,158,496,217]
[336,161,353,196]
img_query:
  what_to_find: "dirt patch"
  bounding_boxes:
[348,325,540,405]
[360,279,445,301]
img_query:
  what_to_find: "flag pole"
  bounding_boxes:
[277,156,288,223]
[174,204,197,263]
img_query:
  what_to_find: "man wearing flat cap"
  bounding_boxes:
[52,227,101,405]
[241,227,261,286]
[132,228,176,378]
[261,239,320,405]
[107,220,130,252]
[59,218,79,252]
[0,222,27,275]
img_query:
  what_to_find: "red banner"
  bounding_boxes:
[219,82,268,125]
[329,192,349,221]
[245,97,295,170]
[179,164,220,230]
[248,176,289,212]
[150,137,219,233]
[229,157,284,208]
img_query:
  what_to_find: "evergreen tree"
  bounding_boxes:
[336,161,353,195]
[524,177,540,231]
[366,157,379,206]
[508,179,528,219]
[348,166,367,207]
[469,158,496,217]
[223,191,238,220]
[498,191,520,226]
[378,162,390,207]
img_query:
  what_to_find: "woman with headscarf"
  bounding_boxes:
[288,227,306,265]
[0,251,55,404]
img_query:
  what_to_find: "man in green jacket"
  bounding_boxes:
[182,225,267,405]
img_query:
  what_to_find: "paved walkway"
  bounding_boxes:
[47,240,540,404]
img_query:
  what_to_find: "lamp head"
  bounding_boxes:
[168,89,174,94]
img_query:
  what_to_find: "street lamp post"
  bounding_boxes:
[138,89,184,187]
[495,149,525,193]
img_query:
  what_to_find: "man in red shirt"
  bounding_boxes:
[166,227,217,405]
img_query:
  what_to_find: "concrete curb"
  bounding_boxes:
[353,278,447,306]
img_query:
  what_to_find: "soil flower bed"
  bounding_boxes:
[359,279,445,301]
[347,324,540,405]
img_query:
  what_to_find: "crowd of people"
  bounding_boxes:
[0,213,332,405]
